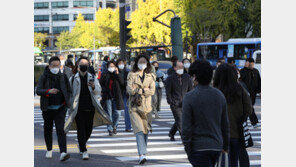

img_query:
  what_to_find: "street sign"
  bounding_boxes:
[126,6,131,12]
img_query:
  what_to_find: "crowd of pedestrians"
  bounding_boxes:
[36,54,260,166]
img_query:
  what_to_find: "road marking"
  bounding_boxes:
[88,141,182,147]
[67,130,177,137]
[116,152,261,161]
[86,136,181,142]
[34,144,85,150]
[102,147,184,154]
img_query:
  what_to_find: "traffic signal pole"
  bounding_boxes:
[153,10,183,61]
[119,0,126,60]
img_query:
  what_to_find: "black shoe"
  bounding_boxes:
[125,129,132,132]
[113,128,117,134]
[108,130,113,136]
[168,134,175,141]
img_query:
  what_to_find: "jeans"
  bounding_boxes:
[42,106,67,153]
[188,150,221,167]
[106,99,122,131]
[123,92,131,130]
[156,88,162,112]
[169,105,182,136]
[136,132,148,155]
[75,108,95,152]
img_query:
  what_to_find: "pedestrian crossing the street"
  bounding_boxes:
[34,96,261,167]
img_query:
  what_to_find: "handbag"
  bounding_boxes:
[216,152,229,167]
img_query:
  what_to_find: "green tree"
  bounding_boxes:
[56,31,72,50]
[34,32,47,49]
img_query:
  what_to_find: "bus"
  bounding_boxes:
[126,45,172,73]
[197,38,261,68]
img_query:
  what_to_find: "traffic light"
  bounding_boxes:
[124,20,132,43]
[170,17,183,61]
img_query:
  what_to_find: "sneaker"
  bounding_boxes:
[113,128,117,134]
[108,130,113,136]
[168,134,175,141]
[60,152,70,161]
[45,150,52,159]
[139,155,147,164]
[125,129,132,132]
[82,151,89,160]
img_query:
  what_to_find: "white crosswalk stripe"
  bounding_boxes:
[34,94,261,166]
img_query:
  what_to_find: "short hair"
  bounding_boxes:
[227,57,235,64]
[49,56,60,65]
[152,61,159,66]
[107,60,116,68]
[103,56,109,62]
[171,56,178,63]
[246,57,255,63]
[182,58,191,64]
[77,56,90,64]
[115,58,124,67]
[189,59,213,85]
[68,54,73,59]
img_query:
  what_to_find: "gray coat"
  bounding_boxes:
[64,72,112,133]
[62,66,73,79]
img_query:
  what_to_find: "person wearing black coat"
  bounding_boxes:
[100,60,125,136]
[240,58,261,127]
[165,61,193,141]
[116,59,132,132]
[36,56,71,161]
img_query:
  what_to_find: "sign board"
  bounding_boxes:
[227,44,234,57]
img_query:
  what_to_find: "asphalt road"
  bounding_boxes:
[34,93,261,167]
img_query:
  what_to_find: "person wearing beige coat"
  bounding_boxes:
[126,55,155,165]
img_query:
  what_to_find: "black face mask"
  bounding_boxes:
[79,65,88,72]
[155,67,159,71]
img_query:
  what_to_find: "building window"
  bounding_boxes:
[51,1,69,8]
[34,2,49,9]
[52,14,69,21]
[106,2,116,8]
[53,26,69,34]
[34,27,50,33]
[73,1,94,7]
[74,14,94,21]
[34,15,49,22]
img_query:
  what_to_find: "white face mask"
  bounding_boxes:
[108,67,115,73]
[118,64,125,70]
[60,60,65,65]
[176,69,184,75]
[184,63,190,69]
[50,67,59,74]
[138,63,147,70]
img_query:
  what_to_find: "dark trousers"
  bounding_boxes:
[42,106,67,153]
[249,94,259,126]
[169,105,182,136]
[228,138,250,167]
[188,150,220,167]
[156,88,162,112]
[75,109,95,152]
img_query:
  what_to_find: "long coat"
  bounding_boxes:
[127,72,156,134]
[64,72,112,133]
[100,72,125,110]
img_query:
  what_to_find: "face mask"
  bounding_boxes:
[79,65,88,72]
[60,60,65,65]
[50,67,59,74]
[118,64,125,70]
[184,63,190,69]
[155,67,159,71]
[138,63,147,70]
[108,67,115,73]
[176,69,184,75]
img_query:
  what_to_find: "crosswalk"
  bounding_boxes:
[34,95,261,167]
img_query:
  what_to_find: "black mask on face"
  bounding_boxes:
[79,65,88,72]
[155,67,159,71]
